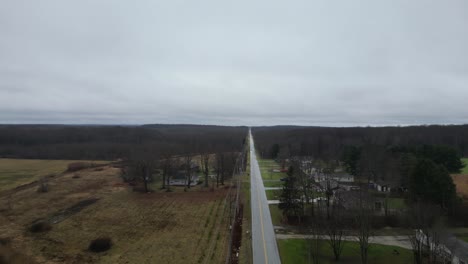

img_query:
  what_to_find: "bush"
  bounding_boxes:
[29,220,52,233]
[88,237,112,252]
[67,162,94,172]
[37,178,48,193]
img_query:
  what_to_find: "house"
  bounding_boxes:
[168,162,199,186]
[312,172,354,183]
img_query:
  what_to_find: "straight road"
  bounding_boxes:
[249,129,281,264]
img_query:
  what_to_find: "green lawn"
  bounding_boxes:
[387,198,406,209]
[456,234,468,243]
[0,158,108,191]
[278,239,413,264]
[269,204,283,226]
[258,159,287,180]
[266,190,280,200]
[462,158,468,174]
[263,180,284,187]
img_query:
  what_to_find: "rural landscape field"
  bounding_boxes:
[2,1,468,263]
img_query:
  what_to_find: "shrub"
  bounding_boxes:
[67,162,94,172]
[29,220,52,233]
[37,178,48,193]
[88,237,112,252]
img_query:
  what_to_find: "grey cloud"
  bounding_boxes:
[1,0,468,126]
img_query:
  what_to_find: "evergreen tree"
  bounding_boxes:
[279,166,303,222]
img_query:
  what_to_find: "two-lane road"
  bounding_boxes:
[249,130,281,264]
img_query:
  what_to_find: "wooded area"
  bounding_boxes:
[0,124,248,160]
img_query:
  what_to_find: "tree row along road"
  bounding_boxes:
[249,129,281,264]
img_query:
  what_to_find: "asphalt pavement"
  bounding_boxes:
[249,129,281,264]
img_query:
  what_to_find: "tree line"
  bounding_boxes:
[0,124,248,161]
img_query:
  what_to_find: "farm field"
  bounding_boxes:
[0,160,231,264]
[278,239,412,264]
[0,159,108,192]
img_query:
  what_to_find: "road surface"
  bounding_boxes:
[250,129,281,264]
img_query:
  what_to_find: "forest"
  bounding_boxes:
[0,124,248,160]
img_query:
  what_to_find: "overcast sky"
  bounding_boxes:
[1,1,467,126]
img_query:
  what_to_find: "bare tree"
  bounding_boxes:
[407,201,445,264]
[354,187,373,264]
[184,154,193,189]
[161,154,173,189]
[200,152,210,188]
[325,194,346,261]
[215,152,224,186]
[292,157,314,217]
[122,159,155,193]
[307,211,323,264]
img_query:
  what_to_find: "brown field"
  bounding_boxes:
[0,162,231,263]
[452,174,468,200]
[0,158,108,192]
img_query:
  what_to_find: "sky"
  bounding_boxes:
[1,0,468,126]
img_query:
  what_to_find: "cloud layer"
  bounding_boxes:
[1,0,468,126]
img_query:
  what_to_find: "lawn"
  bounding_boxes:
[263,180,284,188]
[269,204,283,226]
[278,239,413,264]
[461,158,468,174]
[266,189,280,200]
[0,158,108,192]
[258,159,287,180]
[387,198,406,210]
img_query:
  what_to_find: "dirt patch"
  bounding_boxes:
[452,174,468,199]
[49,198,100,224]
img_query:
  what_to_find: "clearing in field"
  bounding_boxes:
[0,160,231,264]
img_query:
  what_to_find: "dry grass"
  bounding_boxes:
[452,174,468,200]
[0,158,108,192]
[0,162,231,264]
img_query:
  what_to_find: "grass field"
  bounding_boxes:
[0,159,108,192]
[0,163,231,263]
[278,239,413,264]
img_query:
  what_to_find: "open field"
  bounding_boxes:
[278,239,412,264]
[0,159,108,192]
[0,161,231,263]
